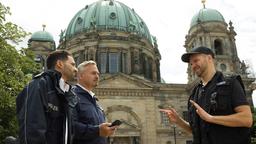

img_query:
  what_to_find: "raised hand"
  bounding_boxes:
[189,100,213,122]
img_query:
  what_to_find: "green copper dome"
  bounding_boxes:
[190,8,225,27]
[64,0,153,43]
[30,30,54,42]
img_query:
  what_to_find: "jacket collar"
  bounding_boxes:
[199,71,224,88]
[74,85,97,103]
[76,84,95,98]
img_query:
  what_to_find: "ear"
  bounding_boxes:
[207,55,212,60]
[56,60,64,69]
[77,72,84,79]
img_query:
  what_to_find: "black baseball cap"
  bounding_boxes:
[181,46,215,63]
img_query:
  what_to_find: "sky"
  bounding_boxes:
[2,0,256,104]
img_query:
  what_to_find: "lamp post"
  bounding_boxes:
[173,125,177,144]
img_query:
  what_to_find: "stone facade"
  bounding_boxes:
[94,74,192,144]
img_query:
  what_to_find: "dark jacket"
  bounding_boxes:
[73,85,106,144]
[16,70,78,144]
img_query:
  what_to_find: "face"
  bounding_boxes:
[79,64,99,90]
[189,54,209,77]
[59,56,77,82]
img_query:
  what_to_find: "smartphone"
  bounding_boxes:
[109,120,122,127]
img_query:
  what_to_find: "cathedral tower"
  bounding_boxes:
[28,25,56,70]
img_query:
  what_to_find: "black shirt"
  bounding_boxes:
[191,71,250,144]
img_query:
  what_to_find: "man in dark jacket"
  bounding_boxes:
[161,47,252,144]
[16,50,78,144]
[73,60,117,144]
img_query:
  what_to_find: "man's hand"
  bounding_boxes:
[190,100,252,127]
[160,108,192,133]
[99,123,118,137]
[190,100,213,122]
[159,108,180,124]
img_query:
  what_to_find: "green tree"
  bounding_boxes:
[0,2,39,143]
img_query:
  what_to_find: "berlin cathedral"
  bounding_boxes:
[27,0,255,143]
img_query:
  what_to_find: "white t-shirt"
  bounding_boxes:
[59,78,69,144]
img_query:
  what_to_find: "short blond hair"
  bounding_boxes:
[77,60,97,73]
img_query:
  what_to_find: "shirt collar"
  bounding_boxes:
[200,71,219,88]
[77,83,95,98]
[59,78,70,92]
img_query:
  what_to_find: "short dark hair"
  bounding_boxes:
[46,50,71,69]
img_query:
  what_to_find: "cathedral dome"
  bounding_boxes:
[190,8,225,27]
[64,0,152,43]
[30,30,55,42]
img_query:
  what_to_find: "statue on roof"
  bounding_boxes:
[59,29,66,41]
[240,60,248,74]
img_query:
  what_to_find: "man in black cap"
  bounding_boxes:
[161,46,252,144]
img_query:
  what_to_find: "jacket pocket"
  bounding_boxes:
[215,86,231,114]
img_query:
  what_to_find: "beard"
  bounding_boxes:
[193,64,207,78]
[195,68,203,77]
[63,69,77,84]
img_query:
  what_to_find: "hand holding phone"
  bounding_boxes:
[109,120,122,127]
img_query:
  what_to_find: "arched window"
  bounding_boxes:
[220,63,227,72]
[214,39,223,55]
[99,51,127,74]
[145,57,152,80]
[109,52,120,73]
[200,37,203,45]
[75,17,83,33]
[160,112,170,126]
[100,52,107,73]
